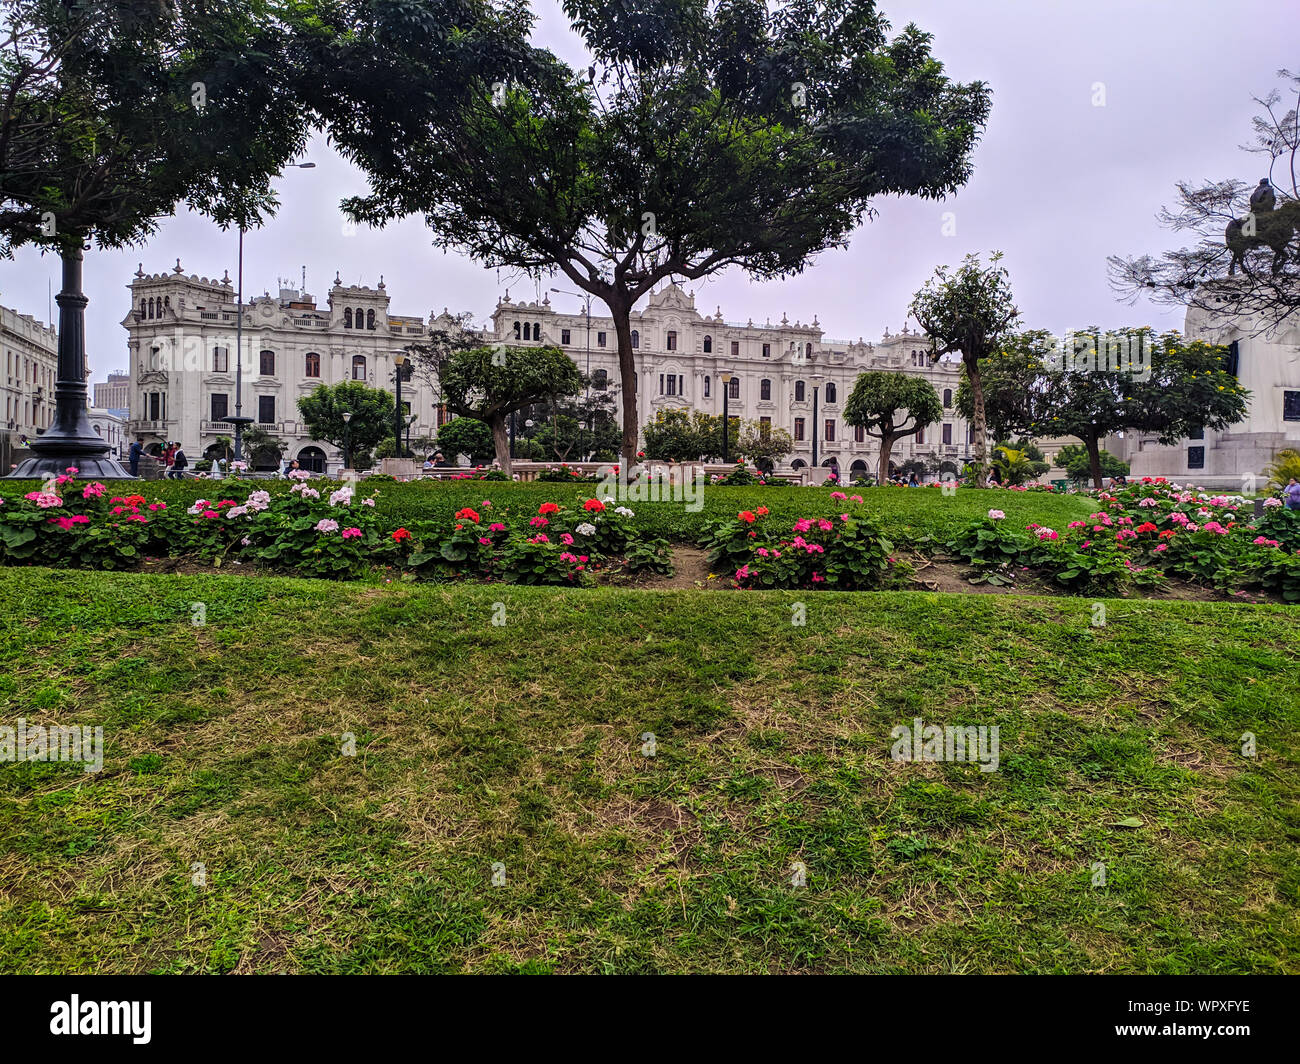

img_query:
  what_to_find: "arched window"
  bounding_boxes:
[534,322,541,340]
[352,355,366,380]
[825,382,837,403]
[354,307,364,328]
[367,309,375,330]
[147,297,154,319]
[344,308,353,329]
[703,335,712,353]
[805,342,813,359]
[522,322,532,341]
[666,330,677,351]
[259,350,275,376]
[760,378,771,401]
[139,299,147,319]
[704,376,711,398]
[728,377,740,399]
[795,380,806,402]
[305,352,320,377]
[631,329,639,349]
[513,321,521,339]
[943,388,952,407]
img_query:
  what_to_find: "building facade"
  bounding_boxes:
[123,266,972,478]
[87,408,127,462]
[2,302,58,445]
[1118,302,1300,488]
[93,371,130,415]
[490,284,972,478]
[123,262,445,472]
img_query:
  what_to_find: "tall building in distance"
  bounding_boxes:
[122,266,974,477]
[93,371,130,416]
[2,302,59,459]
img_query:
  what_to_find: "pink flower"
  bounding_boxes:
[560,533,574,545]
[735,564,751,580]
[793,519,813,533]
[817,519,833,532]
[1253,536,1280,548]
[488,523,506,533]
[811,572,824,583]
[840,513,850,521]
[124,514,148,523]
[988,509,1005,520]
[850,495,863,504]
[315,519,339,533]
[1154,543,1167,552]
[148,502,166,511]
[82,482,106,499]
[830,491,847,500]
[529,516,549,527]
[25,491,62,509]
[478,537,492,545]
[342,527,362,539]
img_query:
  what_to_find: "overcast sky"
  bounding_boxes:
[2,0,1297,384]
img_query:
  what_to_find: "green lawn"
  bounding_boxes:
[0,477,1094,546]
[1,568,1295,973]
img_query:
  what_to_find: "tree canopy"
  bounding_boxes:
[842,370,942,485]
[297,380,396,458]
[316,0,991,462]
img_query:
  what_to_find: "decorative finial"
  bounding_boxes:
[781,312,789,325]
[135,263,145,278]
[334,270,341,286]
[378,274,385,289]
[221,269,231,285]
[174,258,183,274]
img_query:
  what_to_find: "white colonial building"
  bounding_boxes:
[2,303,58,442]
[490,283,972,479]
[122,262,446,472]
[122,265,973,478]
[1118,300,1300,488]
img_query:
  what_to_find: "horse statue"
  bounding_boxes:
[1226,178,1300,275]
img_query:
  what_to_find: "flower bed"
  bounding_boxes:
[946,479,1300,600]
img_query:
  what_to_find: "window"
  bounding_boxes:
[760,378,771,401]
[513,320,521,339]
[213,347,228,373]
[139,299,146,319]
[825,419,835,441]
[352,355,367,381]
[942,423,952,445]
[305,352,320,377]
[259,350,275,376]
[703,335,712,353]
[703,376,710,398]
[854,424,865,443]
[1188,426,1204,441]
[805,343,813,359]
[1187,445,1205,469]
[522,322,531,341]
[344,308,353,329]
[666,330,677,351]
[760,416,772,434]
[1224,340,1240,378]
[367,309,375,330]
[258,396,275,424]
[561,329,571,345]
[825,382,837,403]
[354,307,364,329]
[147,392,163,420]
[794,418,805,441]
[534,322,540,340]
[597,331,606,347]
[762,343,771,358]
[795,380,806,402]
[728,377,740,400]
[731,340,740,357]
[211,393,228,421]
[593,368,608,389]
[631,329,639,349]
[1284,391,1300,421]
[943,388,952,407]
[916,427,925,445]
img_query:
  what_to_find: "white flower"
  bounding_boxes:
[329,486,353,507]
[576,522,597,536]
[247,490,271,511]
[615,506,634,518]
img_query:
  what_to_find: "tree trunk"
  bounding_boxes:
[608,299,640,465]
[966,353,989,488]
[490,413,511,476]
[877,432,897,485]
[1084,434,1103,491]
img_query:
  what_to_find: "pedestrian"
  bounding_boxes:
[169,443,188,479]
[283,458,301,478]
[128,437,143,477]
[1284,477,1300,511]
[908,471,918,487]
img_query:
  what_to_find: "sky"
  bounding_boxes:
[2,0,1297,383]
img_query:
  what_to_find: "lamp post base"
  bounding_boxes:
[6,436,134,480]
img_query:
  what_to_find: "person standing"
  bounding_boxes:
[169,444,188,479]
[128,437,143,477]
[1284,477,1300,511]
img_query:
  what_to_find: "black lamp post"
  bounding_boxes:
[393,354,407,459]
[8,248,132,478]
[341,410,352,471]
[811,375,822,469]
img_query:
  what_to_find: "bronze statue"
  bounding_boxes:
[1226,177,1300,275]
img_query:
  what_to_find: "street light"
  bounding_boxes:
[341,410,352,471]
[811,375,824,469]
[720,373,733,463]
[551,287,593,458]
[223,161,315,466]
[392,353,410,460]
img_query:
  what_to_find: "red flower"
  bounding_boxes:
[392,528,411,542]
[1135,522,1158,533]
[455,507,481,523]
[756,506,769,516]
[738,511,756,523]
[1159,529,1177,539]
[538,502,560,515]
[583,498,605,513]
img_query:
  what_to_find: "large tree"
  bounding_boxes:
[961,328,1250,488]
[1109,71,1300,334]
[0,0,322,477]
[909,252,1020,488]
[297,380,396,461]
[435,344,583,474]
[843,370,942,485]
[319,0,991,464]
